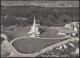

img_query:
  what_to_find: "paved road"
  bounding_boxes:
[32,37,79,57]
[3,40,35,57]
[3,40,20,57]
[10,37,25,44]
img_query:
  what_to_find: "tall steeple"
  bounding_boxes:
[33,16,36,26]
[28,16,40,38]
[34,16,36,23]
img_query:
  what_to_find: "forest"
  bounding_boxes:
[1,5,79,27]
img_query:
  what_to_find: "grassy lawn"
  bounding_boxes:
[6,26,30,38]
[12,38,64,54]
[40,27,64,38]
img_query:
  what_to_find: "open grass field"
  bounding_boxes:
[12,38,64,54]
[6,26,31,38]
[40,27,64,38]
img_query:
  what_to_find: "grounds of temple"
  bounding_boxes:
[1,16,79,57]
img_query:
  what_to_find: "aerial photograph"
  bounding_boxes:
[1,0,79,57]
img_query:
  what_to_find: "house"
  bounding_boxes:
[58,28,77,37]
[71,22,79,26]
[65,24,73,30]
[65,22,79,30]
[61,22,79,37]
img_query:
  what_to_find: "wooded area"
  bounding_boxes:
[1,5,79,27]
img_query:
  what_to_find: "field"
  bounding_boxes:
[40,27,64,38]
[5,26,31,41]
[12,38,64,54]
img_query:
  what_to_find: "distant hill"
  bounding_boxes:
[1,1,79,7]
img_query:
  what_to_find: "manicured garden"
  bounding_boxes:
[12,38,64,54]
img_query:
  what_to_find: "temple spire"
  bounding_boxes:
[33,16,36,26]
[28,16,40,38]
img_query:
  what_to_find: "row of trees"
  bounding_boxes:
[1,5,79,27]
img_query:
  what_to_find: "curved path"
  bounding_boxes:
[10,36,66,44]
[10,37,25,44]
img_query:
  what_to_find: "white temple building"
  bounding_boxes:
[28,16,40,38]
